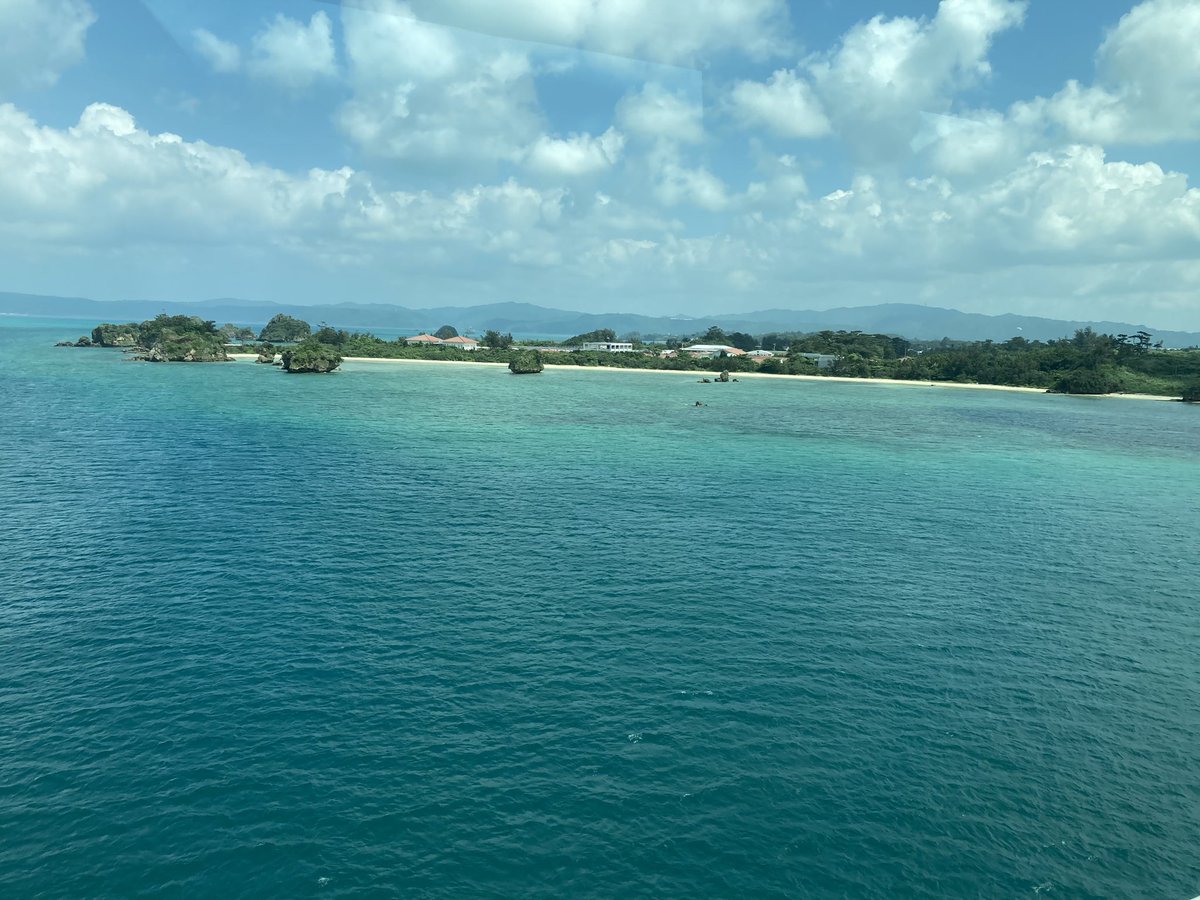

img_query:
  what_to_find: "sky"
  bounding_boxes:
[1,0,1198,328]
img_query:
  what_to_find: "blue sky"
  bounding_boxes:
[1,0,1198,328]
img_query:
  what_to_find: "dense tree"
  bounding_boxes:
[281,340,342,373]
[1182,380,1200,402]
[1051,367,1124,395]
[726,331,759,352]
[565,328,616,346]
[313,325,350,346]
[701,325,728,344]
[91,322,140,347]
[259,314,311,343]
[508,350,544,374]
[483,329,514,349]
[219,323,257,341]
[435,325,459,339]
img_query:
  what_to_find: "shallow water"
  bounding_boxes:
[3,322,1199,898]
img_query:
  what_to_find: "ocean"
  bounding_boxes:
[2,320,1199,898]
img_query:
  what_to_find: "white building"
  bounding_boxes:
[681,344,747,358]
[441,335,479,350]
[794,352,837,369]
[580,341,635,352]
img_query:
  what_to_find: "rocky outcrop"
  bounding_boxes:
[281,342,342,373]
[508,350,545,375]
[138,335,231,362]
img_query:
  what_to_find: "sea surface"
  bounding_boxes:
[3,320,1199,899]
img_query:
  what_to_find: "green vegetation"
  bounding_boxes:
[483,329,514,349]
[281,340,343,373]
[78,313,1200,396]
[259,314,311,343]
[508,350,545,374]
[91,322,140,347]
[1050,368,1125,395]
[434,325,459,339]
[219,323,257,341]
[565,328,616,346]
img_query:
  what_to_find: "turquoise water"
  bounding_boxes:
[3,321,1199,898]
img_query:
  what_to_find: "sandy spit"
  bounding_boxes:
[228,354,1173,402]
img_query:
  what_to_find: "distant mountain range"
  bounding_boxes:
[5,291,1199,348]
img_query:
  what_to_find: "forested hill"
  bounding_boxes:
[5,291,1200,348]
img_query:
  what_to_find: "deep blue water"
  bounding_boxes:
[3,321,1199,899]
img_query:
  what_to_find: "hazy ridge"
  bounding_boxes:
[4,291,1198,347]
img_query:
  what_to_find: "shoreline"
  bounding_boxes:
[228,354,1175,402]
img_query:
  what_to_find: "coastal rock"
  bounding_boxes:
[508,350,545,374]
[281,342,342,373]
[55,340,76,347]
[74,337,92,347]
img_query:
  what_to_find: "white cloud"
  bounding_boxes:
[399,0,791,65]
[525,128,624,177]
[248,11,337,88]
[654,161,730,211]
[0,0,96,92]
[339,1,542,164]
[1047,0,1200,144]
[729,68,830,138]
[726,0,1026,162]
[192,28,241,75]
[616,83,705,144]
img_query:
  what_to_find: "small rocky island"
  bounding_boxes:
[508,350,545,375]
[281,341,343,373]
[62,314,341,373]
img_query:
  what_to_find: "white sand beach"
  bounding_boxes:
[229,354,1174,401]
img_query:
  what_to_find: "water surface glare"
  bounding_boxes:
[2,323,1199,898]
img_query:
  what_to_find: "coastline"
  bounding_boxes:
[231,353,1174,401]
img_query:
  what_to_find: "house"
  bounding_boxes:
[746,349,775,359]
[794,352,837,369]
[580,341,635,352]
[681,344,747,358]
[406,333,444,346]
[441,335,478,350]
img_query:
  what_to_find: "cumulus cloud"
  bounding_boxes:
[0,0,96,92]
[248,11,338,88]
[192,13,337,88]
[729,68,830,138]
[193,28,241,74]
[1047,0,1200,144]
[726,0,1026,162]
[616,83,705,145]
[525,128,624,177]
[399,0,791,65]
[338,1,542,164]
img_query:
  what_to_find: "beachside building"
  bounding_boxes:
[406,333,444,346]
[441,335,479,350]
[746,349,775,359]
[681,344,747,358]
[794,352,837,370]
[580,341,635,352]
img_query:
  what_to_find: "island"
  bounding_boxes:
[63,317,1200,401]
[508,350,544,375]
[281,340,343,373]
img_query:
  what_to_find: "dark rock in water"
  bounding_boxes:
[256,351,277,364]
[717,370,730,382]
[74,337,92,347]
[55,340,76,347]
[508,350,545,375]
[137,335,231,362]
[281,342,342,373]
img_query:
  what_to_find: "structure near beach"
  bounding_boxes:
[580,341,635,352]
